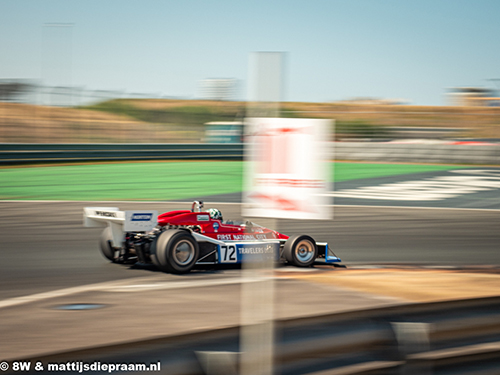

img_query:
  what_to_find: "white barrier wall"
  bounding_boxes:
[335,142,500,164]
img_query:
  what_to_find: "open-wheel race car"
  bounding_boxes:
[84,201,341,274]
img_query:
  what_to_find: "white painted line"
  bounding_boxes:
[2,200,500,212]
[101,276,275,293]
[275,267,320,273]
[0,276,280,309]
[333,204,500,212]
[331,174,500,201]
[0,277,157,309]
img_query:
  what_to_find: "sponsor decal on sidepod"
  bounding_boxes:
[131,213,153,221]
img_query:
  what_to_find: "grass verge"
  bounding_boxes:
[0,161,467,201]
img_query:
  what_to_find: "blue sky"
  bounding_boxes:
[1,0,499,105]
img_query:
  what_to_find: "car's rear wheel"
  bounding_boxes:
[283,234,317,267]
[99,226,120,261]
[153,230,199,274]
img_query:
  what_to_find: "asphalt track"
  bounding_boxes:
[1,166,500,363]
[332,167,500,210]
[186,167,500,209]
[1,199,499,301]
[1,166,499,300]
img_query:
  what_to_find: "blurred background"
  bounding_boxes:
[1,83,500,144]
[1,0,500,147]
[1,1,500,374]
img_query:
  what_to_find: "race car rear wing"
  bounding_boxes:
[83,207,158,247]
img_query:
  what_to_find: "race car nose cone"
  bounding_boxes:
[51,303,108,311]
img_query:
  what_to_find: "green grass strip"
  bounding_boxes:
[333,162,463,182]
[0,161,467,201]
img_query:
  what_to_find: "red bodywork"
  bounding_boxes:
[157,210,289,241]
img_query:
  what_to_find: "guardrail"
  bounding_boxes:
[0,143,244,164]
[1,142,499,165]
[9,296,500,375]
[335,141,500,164]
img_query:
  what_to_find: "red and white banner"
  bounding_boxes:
[243,117,333,220]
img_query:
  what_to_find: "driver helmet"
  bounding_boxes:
[206,208,223,221]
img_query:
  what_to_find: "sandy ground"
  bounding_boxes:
[285,267,500,302]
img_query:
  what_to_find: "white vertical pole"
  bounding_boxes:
[240,52,285,375]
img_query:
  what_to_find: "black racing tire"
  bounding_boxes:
[283,234,318,267]
[149,237,160,267]
[99,226,119,261]
[153,230,199,274]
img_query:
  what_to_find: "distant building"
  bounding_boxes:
[199,78,237,101]
[448,87,500,107]
[0,80,34,103]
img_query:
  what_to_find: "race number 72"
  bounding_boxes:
[220,245,237,263]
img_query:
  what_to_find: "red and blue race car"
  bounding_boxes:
[84,201,341,273]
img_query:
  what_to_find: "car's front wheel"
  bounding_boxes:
[152,230,199,274]
[283,234,318,267]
